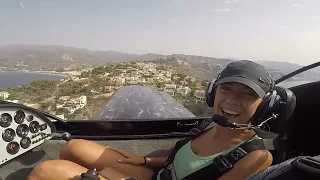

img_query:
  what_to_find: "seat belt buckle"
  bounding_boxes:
[229,148,247,161]
[212,155,233,173]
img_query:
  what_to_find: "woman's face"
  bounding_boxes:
[213,82,263,124]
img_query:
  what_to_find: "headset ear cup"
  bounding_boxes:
[206,77,219,107]
[251,90,281,125]
[205,82,215,107]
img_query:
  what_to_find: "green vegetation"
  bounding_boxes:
[173,92,184,101]
[56,81,91,97]
[92,66,106,75]
[4,61,211,120]
[80,71,91,78]
[8,80,59,103]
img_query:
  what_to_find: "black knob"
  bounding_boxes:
[61,132,72,141]
[80,168,100,180]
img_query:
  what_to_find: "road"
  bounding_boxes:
[46,80,67,112]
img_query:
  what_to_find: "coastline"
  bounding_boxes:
[0,71,71,89]
[0,70,69,78]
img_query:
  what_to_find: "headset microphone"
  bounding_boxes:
[212,114,278,130]
[211,114,279,139]
[211,114,252,129]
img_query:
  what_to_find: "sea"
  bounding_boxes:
[0,72,67,89]
[0,71,315,89]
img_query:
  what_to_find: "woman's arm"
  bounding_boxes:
[217,150,273,180]
[144,156,169,168]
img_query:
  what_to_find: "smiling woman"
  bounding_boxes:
[27,60,276,180]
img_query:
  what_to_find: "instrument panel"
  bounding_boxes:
[0,107,54,165]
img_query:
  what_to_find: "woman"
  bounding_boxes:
[27,60,274,180]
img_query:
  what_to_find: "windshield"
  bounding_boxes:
[1,0,320,121]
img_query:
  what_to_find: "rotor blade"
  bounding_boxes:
[275,61,320,84]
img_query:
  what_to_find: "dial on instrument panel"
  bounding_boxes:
[16,124,29,137]
[14,110,25,124]
[2,128,16,142]
[20,137,31,149]
[0,106,55,167]
[0,113,12,128]
[29,121,40,133]
[6,141,20,155]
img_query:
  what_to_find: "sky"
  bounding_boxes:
[1,0,320,65]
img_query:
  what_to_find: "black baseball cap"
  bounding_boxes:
[214,60,274,98]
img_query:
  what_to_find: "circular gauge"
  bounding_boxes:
[2,128,16,142]
[14,110,25,124]
[29,121,40,133]
[6,141,20,155]
[16,124,29,137]
[0,113,12,128]
[40,123,47,131]
[20,137,31,149]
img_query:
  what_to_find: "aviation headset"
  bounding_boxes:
[205,70,281,126]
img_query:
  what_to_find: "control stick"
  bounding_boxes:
[51,132,72,141]
[80,168,100,180]
[61,132,72,141]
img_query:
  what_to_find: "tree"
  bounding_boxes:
[81,71,91,78]
[92,66,106,75]
[156,65,165,71]
[201,80,208,86]
[7,93,17,100]
[189,89,195,97]
[56,68,65,72]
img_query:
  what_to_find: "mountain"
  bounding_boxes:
[257,60,320,79]
[0,44,139,71]
[0,44,319,79]
[147,55,230,80]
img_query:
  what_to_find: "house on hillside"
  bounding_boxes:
[165,84,177,89]
[194,90,205,100]
[0,91,10,99]
[177,86,191,95]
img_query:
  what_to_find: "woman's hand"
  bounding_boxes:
[107,146,146,166]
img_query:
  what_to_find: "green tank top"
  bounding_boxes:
[156,122,261,180]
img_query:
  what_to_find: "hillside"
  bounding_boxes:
[147,57,224,80]
[258,60,320,78]
[1,44,319,79]
[6,61,210,120]
[0,44,138,71]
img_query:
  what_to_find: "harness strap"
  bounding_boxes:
[155,118,284,180]
[182,139,268,180]
[159,118,214,172]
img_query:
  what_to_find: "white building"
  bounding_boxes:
[177,87,192,95]
[0,91,10,99]
[194,90,205,100]
[165,84,177,89]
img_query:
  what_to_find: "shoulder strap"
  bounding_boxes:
[160,118,214,170]
[189,117,214,136]
[182,138,282,180]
